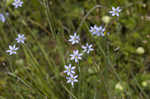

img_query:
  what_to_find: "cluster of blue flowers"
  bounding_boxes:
[89,25,106,36]
[6,34,26,55]
[90,7,121,36]
[2,0,122,87]
[4,0,25,55]
[64,6,121,87]
[0,0,23,23]
[64,32,94,87]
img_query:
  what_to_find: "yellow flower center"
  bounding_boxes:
[104,31,107,35]
[75,56,78,58]
[69,68,71,72]
[71,78,74,81]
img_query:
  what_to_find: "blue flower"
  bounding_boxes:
[89,25,105,37]
[12,0,23,8]
[89,25,98,35]
[66,75,78,87]
[82,43,94,54]
[0,13,6,23]
[70,50,83,63]
[96,26,105,36]
[16,34,26,44]
[68,32,80,45]
[109,7,121,16]
[6,45,19,55]
[64,64,76,76]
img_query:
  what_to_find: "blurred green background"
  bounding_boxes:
[0,0,150,99]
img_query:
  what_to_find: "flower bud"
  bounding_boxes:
[142,81,148,87]
[136,47,145,55]
[115,82,124,91]
[102,16,111,24]
[16,59,24,65]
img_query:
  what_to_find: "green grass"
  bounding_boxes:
[0,0,150,99]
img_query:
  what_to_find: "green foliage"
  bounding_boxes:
[0,0,150,99]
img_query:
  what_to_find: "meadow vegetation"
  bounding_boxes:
[0,0,150,99]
